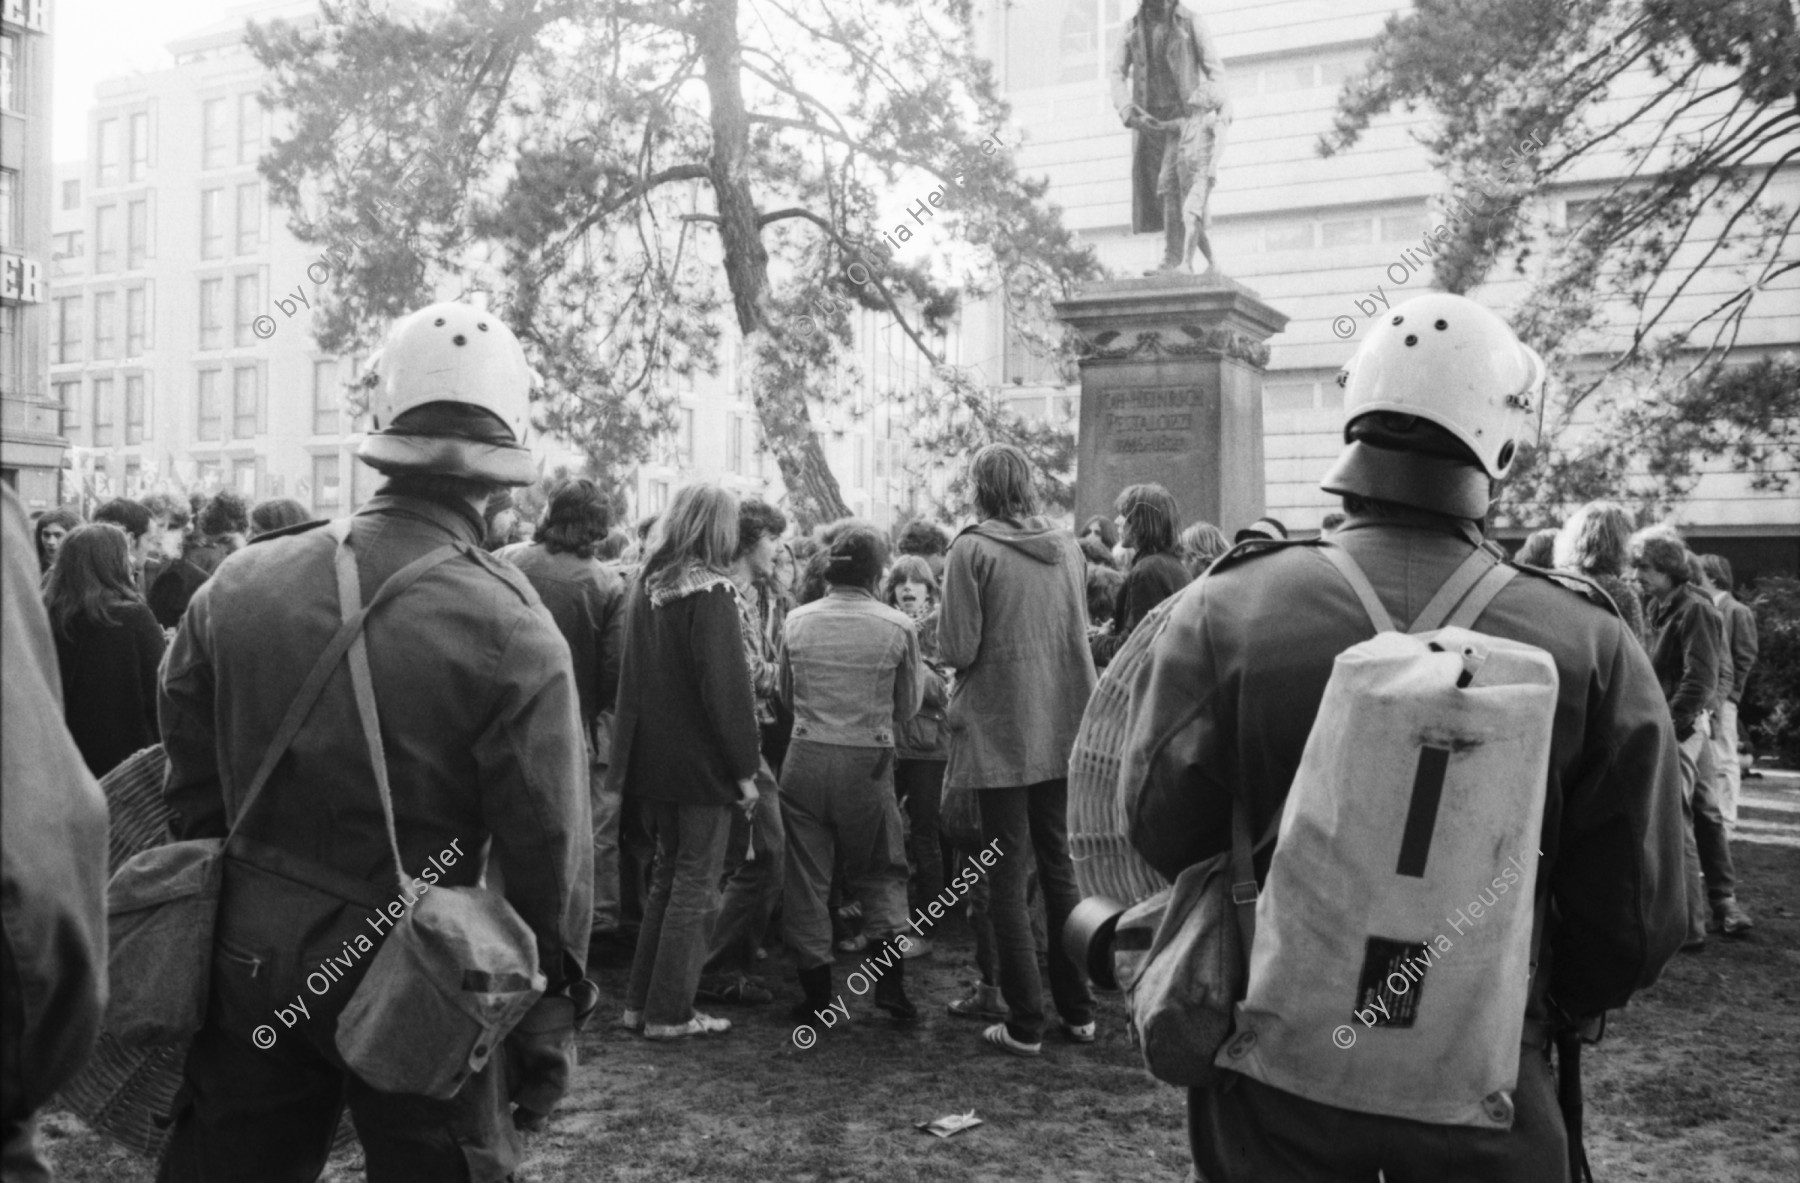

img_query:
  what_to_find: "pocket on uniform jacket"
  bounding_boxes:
[212,937,278,1036]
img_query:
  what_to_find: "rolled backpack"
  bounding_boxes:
[1221,542,1558,1129]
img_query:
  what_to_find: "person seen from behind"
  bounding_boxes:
[248,498,312,539]
[44,523,166,778]
[611,483,761,1041]
[157,301,595,1179]
[1126,291,1686,1181]
[939,443,1098,1056]
[780,524,925,1024]
[92,498,157,593]
[1,488,110,1182]
[1176,520,1229,580]
[497,478,628,964]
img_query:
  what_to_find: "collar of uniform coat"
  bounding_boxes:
[1334,505,1485,550]
[355,491,486,547]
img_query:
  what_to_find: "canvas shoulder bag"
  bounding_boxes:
[329,527,547,1100]
[103,524,460,1047]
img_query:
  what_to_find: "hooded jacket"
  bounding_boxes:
[939,517,1097,789]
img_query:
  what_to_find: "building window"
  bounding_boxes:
[196,369,221,440]
[125,286,149,356]
[0,169,15,249]
[232,274,259,347]
[232,457,257,497]
[727,413,745,474]
[127,199,149,268]
[53,296,82,363]
[51,230,83,277]
[854,437,867,488]
[1264,379,1320,413]
[125,374,148,444]
[232,365,260,439]
[198,278,222,349]
[237,93,263,165]
[1381,212,1428,242]
[235,183,259,255]
[312,359,340,435]
[200,188,224,259]
[124,459,142,497]
[1264,221,1315,252]
[94,205,119,271]
[128,112,150,182]
[0,33,17,114]
[92,377,115,446]
[647,480,670,513]
[201,98,227,170]
[53,380,80,428]
[92,291,117,360]
[0,306,18,396]
[1320,217,1374,248]
[312,453,340,510]
[96,118,120,187]
[61,178,80,210]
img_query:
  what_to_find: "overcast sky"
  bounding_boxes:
[53,0,345,162]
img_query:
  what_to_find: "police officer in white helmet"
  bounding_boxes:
[1122,292,1687,1181]
[159,303,594,1181]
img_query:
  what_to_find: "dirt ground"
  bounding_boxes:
[40,815,1798,1182]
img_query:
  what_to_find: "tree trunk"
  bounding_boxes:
[696,0,852,522]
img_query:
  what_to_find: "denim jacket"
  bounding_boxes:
[780,586,924,748]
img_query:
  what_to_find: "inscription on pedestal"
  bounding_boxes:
[1104,388,1201,454]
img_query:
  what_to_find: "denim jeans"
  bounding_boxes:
[895,758,946,912]
[780,739,909,970]
[590,760,622,933]
[977,778,1094,1042]
[705,757,784,977]
[625,800,733,1026]
[1678,715,1736,938]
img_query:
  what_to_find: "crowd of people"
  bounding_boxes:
[0,292,1767,1183]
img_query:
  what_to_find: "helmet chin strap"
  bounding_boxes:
[1319,441,1494,522]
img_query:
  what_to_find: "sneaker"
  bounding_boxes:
[1717,900,1755,937]
[947,983,1009,1021]
[982,1022,1042,1057]
[836,933,870,954]
[644,1011,732,1040]
[618,1009,644,1032]
[1063,1021,1097,1044]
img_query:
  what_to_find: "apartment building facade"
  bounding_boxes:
[0,0,64,511]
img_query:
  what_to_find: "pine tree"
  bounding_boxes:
[249,0,1099,521]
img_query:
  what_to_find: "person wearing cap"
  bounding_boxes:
[158,302,594,1181]
[1122,292,1686,1180]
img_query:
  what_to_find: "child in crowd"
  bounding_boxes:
[883,556,951,957]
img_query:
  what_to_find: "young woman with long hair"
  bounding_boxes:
[42,523,166,776]
[609,483,761,1041]
[33,507,82,575]
[1091,483,1191,668]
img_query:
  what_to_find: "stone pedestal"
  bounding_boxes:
[1055,273,1290,535]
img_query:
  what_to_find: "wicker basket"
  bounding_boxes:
[1066,595,1183,907]
[57,745,358,1159]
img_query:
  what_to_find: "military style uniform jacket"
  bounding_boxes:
[1126,509,1687,1024]
[160,492,592,1012]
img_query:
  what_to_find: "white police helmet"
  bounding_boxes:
[356,301,540,486]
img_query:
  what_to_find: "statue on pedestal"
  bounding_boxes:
[1110,0,1230,275]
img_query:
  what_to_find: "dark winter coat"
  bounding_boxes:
[1091,549,1191,667]
[54,600,165,777]
[608,565,762,807]
[1645,581,1722,740]
[497,542,626,733]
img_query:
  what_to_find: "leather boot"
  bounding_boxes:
[791,964,834,1023]
[873,944,919,1022]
